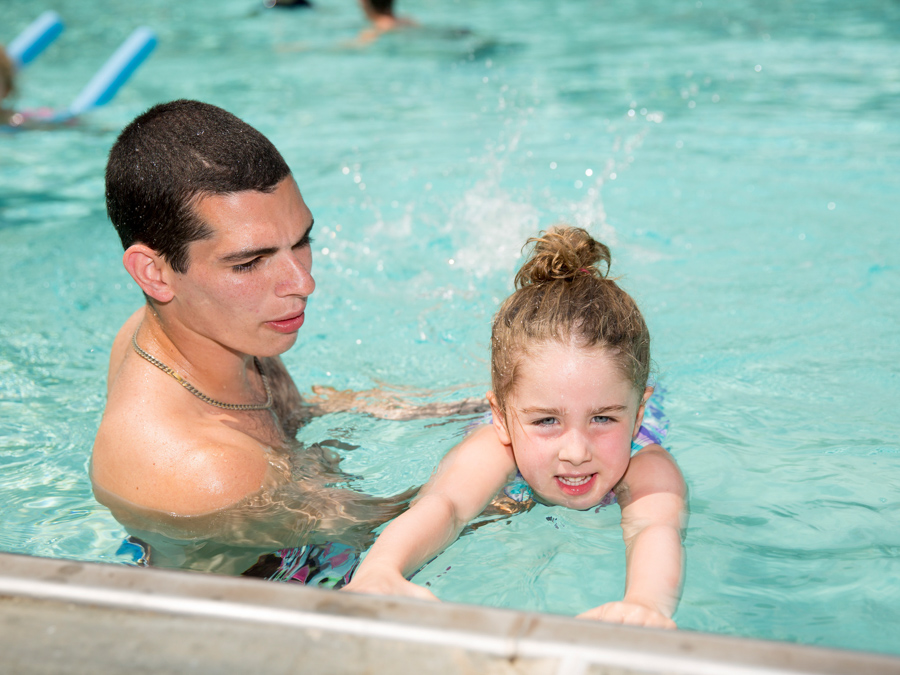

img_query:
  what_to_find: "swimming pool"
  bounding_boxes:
[2,0,898,657]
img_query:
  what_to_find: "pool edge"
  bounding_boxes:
[0,551,896,674]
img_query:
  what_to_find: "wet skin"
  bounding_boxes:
[168,177,317,361]
[495,342,647,510]
[93,177,319,517]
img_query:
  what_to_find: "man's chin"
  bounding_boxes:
[254,333,299,359]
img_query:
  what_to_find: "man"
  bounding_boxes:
[92,100,409,577]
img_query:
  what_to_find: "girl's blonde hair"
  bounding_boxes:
[491,226,650,412]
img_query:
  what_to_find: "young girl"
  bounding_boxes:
[344,226,686,628]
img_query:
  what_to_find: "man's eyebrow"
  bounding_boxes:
[219,246,278,264]
[218,218,314,264]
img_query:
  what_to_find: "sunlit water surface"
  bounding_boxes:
[2,0,899,656]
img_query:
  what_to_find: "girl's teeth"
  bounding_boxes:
[558,475,591,486]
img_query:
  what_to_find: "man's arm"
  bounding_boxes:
[343,424,515,599]
[577,445,686,628]
[93,424,412,554]
[304,384,489,421]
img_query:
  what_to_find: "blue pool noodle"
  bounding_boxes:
[7,11,65,70]
[62,27,157,120]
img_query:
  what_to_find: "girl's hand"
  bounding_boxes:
[577,601,676,629]
[342,569,439,602]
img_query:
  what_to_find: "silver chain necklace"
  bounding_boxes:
[131,329,273,411]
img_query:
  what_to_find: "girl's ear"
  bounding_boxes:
[122,244,175,303]
[486,391,512,446]
[632,386,654,439]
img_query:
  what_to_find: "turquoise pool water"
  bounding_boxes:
[2,0,899,656]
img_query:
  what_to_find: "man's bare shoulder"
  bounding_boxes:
[93,401,273,515]
[94,326,275,516]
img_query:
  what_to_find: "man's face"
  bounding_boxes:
[167,177,316,358]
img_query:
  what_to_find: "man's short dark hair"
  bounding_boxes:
[105,99,291,273]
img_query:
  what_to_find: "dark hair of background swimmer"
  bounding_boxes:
[0,47,15,100]
[367,0,394,14]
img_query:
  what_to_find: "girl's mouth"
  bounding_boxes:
[555,473,597,496]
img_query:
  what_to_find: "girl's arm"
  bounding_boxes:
[343,424,516,600]
[578,444,686,628]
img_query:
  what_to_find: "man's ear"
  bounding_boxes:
[632,385,654,439]
[122,244,175,303]
[486,391,512,446]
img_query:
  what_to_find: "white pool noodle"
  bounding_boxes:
[63,27,157,119]
[7,11,65,70]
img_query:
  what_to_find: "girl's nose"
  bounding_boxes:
[558,433,591,466]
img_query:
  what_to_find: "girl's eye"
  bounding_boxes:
[592,415,612,424]
[233,258,261,273]
[534,417,558,426]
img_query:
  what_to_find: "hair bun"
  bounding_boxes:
[515,226,611,288]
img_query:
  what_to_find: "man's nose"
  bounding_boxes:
[558,432,591,465]
[276,252,315,298]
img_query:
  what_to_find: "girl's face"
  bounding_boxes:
[490,340,650,510]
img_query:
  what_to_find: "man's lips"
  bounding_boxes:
[266,312,305,333]
[555,473,597,496]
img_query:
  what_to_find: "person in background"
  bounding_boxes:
[0,46,17,126]
[358,0,416,40]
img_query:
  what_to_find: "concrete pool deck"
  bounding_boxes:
[0,551,897,674]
